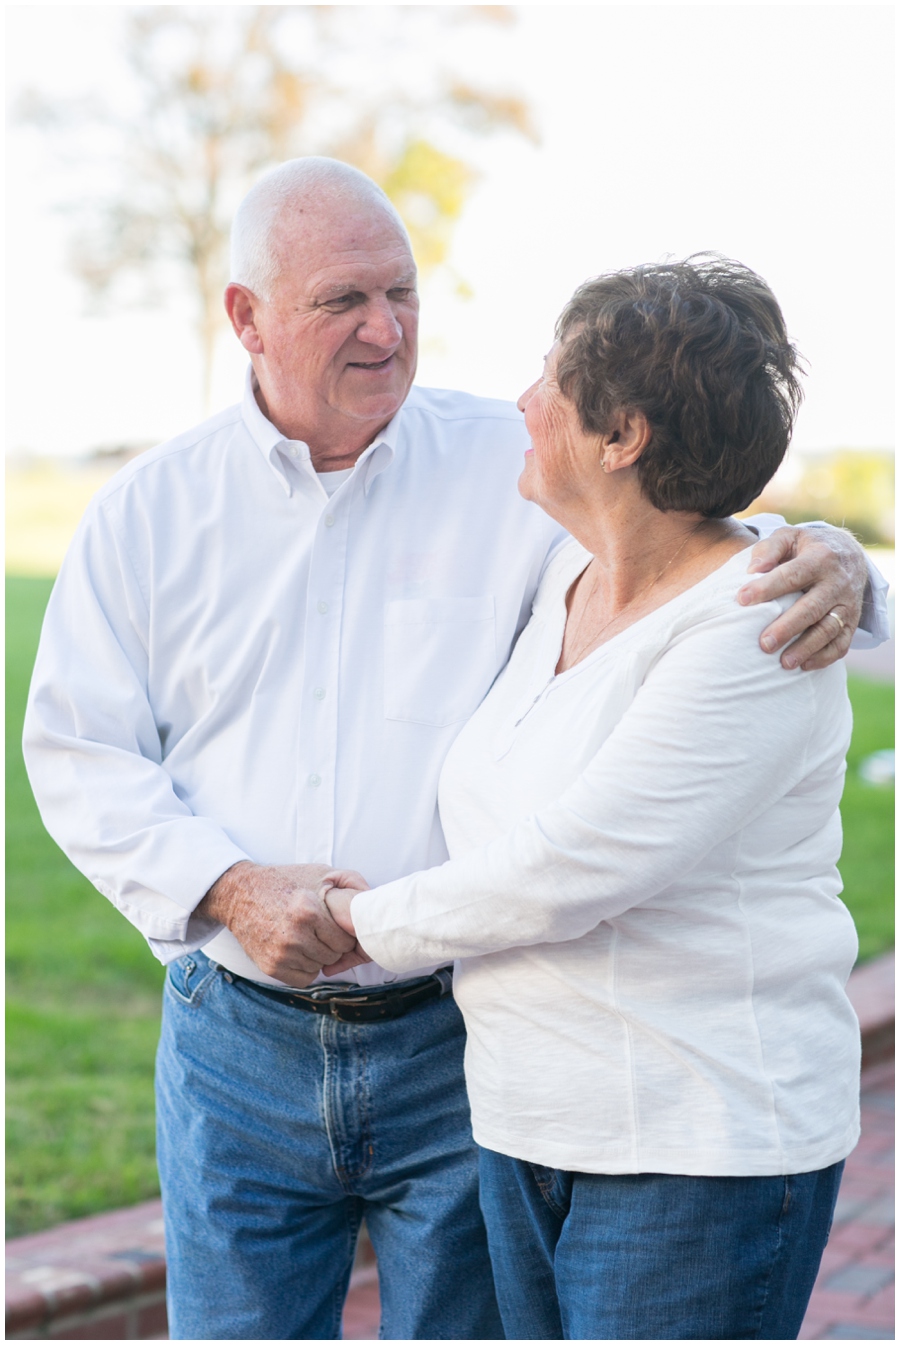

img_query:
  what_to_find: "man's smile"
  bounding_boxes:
[347,355,395,370]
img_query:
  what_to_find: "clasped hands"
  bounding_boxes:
[198,861,370,988]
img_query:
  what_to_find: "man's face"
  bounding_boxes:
[247,205,419,465]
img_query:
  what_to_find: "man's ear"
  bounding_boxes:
[602,409,651,472]
[225,284,264,355]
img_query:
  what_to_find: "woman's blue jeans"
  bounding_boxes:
[478,1146,844,1340]
[155,951,503,1340]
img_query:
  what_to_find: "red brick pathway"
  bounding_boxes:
[342,1262,381,1341]
[799,1058,894,1341]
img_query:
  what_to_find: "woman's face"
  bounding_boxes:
[517,343,602,514]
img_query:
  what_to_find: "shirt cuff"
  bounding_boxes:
[147,914,226,966]
[93,837,251,964]
[854,566,892,648]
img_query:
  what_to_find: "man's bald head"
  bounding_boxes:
[231,157,409,301]
[225,156,419,464]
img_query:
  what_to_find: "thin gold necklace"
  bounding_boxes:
[562,520,711,669]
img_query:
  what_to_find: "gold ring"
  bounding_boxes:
[827,610,845,632]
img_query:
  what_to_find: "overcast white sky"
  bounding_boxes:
[6,3,895,458]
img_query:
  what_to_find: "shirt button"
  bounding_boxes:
[317,601,329,614]
[313,687,326,700]
[308,773,322,788]
[324,514,335,528]
[289,445,300,458]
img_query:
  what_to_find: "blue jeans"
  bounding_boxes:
[156,951,503,1340]
[478,1147,844,1340]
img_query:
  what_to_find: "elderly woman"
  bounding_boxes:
[325,256,860,1340]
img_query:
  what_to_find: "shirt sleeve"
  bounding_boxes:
[742,512,890,646]
[22,498,250,962]
[351,595,846,973]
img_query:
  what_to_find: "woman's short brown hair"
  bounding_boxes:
[554,255,804,517]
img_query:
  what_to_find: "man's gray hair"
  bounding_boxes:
[230,157,408,300]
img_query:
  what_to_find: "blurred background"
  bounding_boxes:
[6,4,894,1238]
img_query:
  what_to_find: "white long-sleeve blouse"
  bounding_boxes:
[352,540,861,1176]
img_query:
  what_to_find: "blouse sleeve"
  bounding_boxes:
[351,594,849,973]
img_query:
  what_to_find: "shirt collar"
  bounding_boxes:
[241,365,400,498]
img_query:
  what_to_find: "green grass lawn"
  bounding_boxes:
[6,576,895,1236]
[7,577,165,1237]
[837,672,895,961]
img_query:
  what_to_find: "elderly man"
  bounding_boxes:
[24,158,886,1341]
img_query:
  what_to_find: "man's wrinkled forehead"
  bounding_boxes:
[271,195,413,284]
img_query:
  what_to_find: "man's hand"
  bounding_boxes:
[197,861,365,988]
[737,525,867,671]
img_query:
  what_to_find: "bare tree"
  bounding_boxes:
[19,6,536,408]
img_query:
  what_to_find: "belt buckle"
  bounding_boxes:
[306,984,354,1003]
[328,992,380,1017]
[296,969,450,1022]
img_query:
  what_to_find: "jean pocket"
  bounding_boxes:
[166,954,219,1007]
[528,1162,572,1220]
[384,596,497,726]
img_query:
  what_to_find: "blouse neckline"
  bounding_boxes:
[547,542,756,688]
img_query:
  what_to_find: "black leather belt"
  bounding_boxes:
[226,967,453,1022]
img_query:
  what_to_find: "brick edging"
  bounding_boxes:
[846,950,895,1069]
[6,1201,167,1338]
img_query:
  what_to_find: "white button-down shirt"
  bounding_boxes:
[23,375,564,985]
[22,373,890,989]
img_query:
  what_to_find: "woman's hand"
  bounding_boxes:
[738,525,866,670]
[320,869,372,975]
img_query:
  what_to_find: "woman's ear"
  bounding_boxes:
[601,409,651,472]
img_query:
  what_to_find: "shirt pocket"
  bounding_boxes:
[384,596,497,727]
